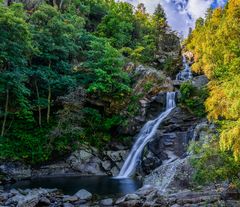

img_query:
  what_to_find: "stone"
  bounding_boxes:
[0,193,9,202]
[99,198,113,206]
[106,151,128,162]
[171,205,181,207]
[115,193,140,205]
[0,162,31,181]
[144,158,192,192]
[6,194,39,207]
[32,162,74,177]
[101,161,112,171]
[117,200,143,207]
[63,195,79,202]
[125,194,140,201]
[75,189,92,201]
[39,197,51,205]
[110,166,119,177]
[5,188,58,207]
[68,149,105,175]
[192,75,208,89]
[142,157,162,174]
[63,203,74,207]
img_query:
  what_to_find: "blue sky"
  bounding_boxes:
[122,0,227,37]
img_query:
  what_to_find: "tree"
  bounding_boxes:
[97,1,134,48]
[84,37,131,102]
[0,3,33,136]
[186,0,240,160]
[29,4,81,125]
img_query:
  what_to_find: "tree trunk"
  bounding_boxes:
[35,80,42,127]
[59,0,64,10]
[1,88,9,137]
[47,85,51,124]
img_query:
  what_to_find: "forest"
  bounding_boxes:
[186,0,240,188]
[0,0,171,163]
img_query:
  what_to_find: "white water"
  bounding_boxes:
[117,92,176,178]
[176,56,192,81]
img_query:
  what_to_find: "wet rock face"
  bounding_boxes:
[0,146,129,181]
[0,162,31,183]
[138,107,199,176]
[143,121,216,193]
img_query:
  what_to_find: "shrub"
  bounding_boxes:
[180,82,208,117]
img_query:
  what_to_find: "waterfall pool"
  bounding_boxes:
[3,176,142,196]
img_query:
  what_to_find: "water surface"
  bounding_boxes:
[4,176,142,196]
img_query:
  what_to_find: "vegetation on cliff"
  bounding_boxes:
[0,0,179,163]
[186,0,240,187]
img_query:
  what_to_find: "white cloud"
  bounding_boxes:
[120,0,226,37]
[187,0,212,19]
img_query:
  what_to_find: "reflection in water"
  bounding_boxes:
[4,176,142,196]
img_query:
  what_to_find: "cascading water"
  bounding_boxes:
[176,56,192,81]
[117,92,176,178]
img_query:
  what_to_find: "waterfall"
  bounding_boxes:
[117,92,176,178]
[176,56,192,81]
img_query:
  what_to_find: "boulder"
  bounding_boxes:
[63,195,79,202]
[105,150,128,163]
[99,198,113,206]
[143,157,193,193]
[0,162,31,181]
[63,203,74,207]
[74,189,92,201]
[192,75,208,89]
[5,188,57,207]
[67,149,105,175]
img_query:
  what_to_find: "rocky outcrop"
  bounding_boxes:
[0,162,31,183]
[156,31,182,76]
[34,148,128,177]
[140,120,216,196]
[144,157,194,193]
[132,65,174,97]
[138,107,199,176]
[115,185,240,207]
[0,188,58,207]
[0,146,129,182]
[192,75,208,89]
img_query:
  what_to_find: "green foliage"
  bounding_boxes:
[0,3,32,68]
[81,108,124,147]
[0,0,177,164]
[190,138,240,188]
[143,81,154,92]
[97,1,134,48]
[163,57,175,76]
[186,0,240,160]
[180,82,208,117]
[0,121,52,163]
[84,38,131,100]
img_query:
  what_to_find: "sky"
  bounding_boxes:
[121,0,227,37]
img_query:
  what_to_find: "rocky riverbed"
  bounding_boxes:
[1,184,240,207]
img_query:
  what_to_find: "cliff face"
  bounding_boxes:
[155,31,182,77]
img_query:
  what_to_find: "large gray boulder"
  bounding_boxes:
[67,148,105,175]
[74,189,92,201]
[5,188,57,207]
[192,75,208,89]
[0,162,32,182]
